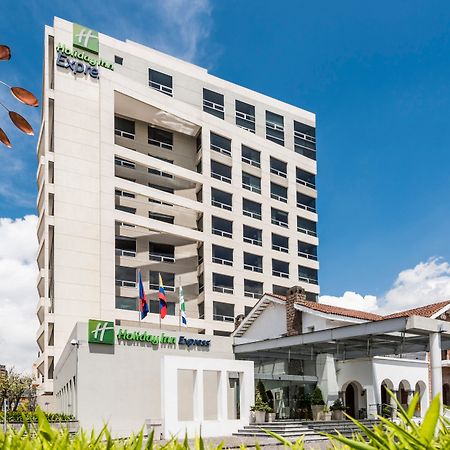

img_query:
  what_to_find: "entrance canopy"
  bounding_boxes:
[234,315,450,361]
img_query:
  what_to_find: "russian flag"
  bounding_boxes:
[159,273,167,319]
[139,271,148,320]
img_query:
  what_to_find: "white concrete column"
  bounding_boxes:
[217,370,228,420]
[194,369,204,422]
[430,332,443,405]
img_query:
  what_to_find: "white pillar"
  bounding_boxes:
[430,332,443,405]
[194,369,204,422]
[217,370,228,420]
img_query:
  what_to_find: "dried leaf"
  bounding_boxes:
[9,111,34,135]
[0,128,12,147]
[11,86,39,107]
[0,44,11,60]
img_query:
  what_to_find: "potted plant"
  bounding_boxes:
[311,387,325,421]
[323,405,332,421]
[266,406,276,422]
[330,398,345,420]
[251,391,268,423]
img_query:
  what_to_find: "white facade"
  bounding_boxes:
[36,17,319,398]
[54,322,254,438]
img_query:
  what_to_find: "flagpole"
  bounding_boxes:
[178,276,181,331]
[159,272,162,330]
[138,270,141,328]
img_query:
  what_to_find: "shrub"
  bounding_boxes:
[0,411,75,422]
[311,386,325,406]
[330,398,345,411]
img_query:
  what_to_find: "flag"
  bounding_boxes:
[159,273,167,319]
[179,286,187,327]
[138,271,148,320]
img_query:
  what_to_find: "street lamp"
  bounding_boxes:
[0,44,38,148]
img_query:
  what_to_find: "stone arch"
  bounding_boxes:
[380,378,394,411]
[414,381,426,417]
[397,379,411,409]
[341,380,366,419]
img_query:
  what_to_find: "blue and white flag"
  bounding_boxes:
[179,286,187,327]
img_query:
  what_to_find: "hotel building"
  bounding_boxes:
[35,17,319,400]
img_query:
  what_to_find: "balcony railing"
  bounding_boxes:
[296,178,316,189]
[213,313,234,322]
[115,129,135,140]
[115,249,136,257]
[243,210,262,220]
[115,158,136,169]
[149,253,175,263]
[212,257,233,266]
[273,270,289,279]
[242,183,261,194]
[211,172,231,183]
[298,251,317,261]
[244,264,263,273]
[149,81,173,96]
[148,138,173,151]
[212,200,232,211]
[266,121,284,132]
[299,276,318,285]
[270,168,287,178]
[243,236,262,246]
[271,218,288,228]
[236,111,255,123]
[241,156,260,168]
[149,283,175,292]
[212,228,232,239]
[115,279,136,288]
[297,202,316,213]
[244,291,263,299]
[213,286,234,295]
[203,99,224,114]
[297,226,317,237]
[271,193,288,203]
[211,144,231,157]
[272,244,289,253]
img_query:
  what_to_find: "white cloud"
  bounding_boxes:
[320,257,450,315]
[0,215,38,373]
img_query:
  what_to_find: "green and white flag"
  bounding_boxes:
[180,286,187,327]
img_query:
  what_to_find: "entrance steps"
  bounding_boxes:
[233,419,379,442]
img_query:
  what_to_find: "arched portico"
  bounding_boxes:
[342,380,366,419]
[397,380,411,410]
[380,379,394,417]
[414,381,427,417]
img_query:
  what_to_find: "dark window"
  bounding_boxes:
[203,88,224,119]
[294,121,316,160]
[115,157,136,169]
[197,215,203,232]
[212,216,233,238]
[212,273,234,294]
[273,284,288,296]
[298,241,317,260]
[148,184,174,206]
[212,245,233,266]
[297,193,316,213]
[211,160,232,183]
[148,156,173,178]
[271,207,289,228]
[114,116,135,139]
[198,273,204,293]
[149,243,175,263]
[245,305,253,316]
[115,189,135,199]
[266,111,284,146]
[244,279,263,299]
[297,217,317,236]
[213,301,234,321]
[243,198,262,220]
[114,55,123,65]
[306,292,318,302]
[115,265,136,287]
[197,244,204,265]
[210,132,231,156]
[242,172,261,194]
[241,145,260,168]
[150,271,175,291]
[273,259,289,278]
[115,237,136,257]
[299,266,318,285]
[211,188,232,211]
[150,300,175,315]
[243,225,262,246]
[149,69,173,96]
[149,212,174,224]
[243,252,263,273]
[115,205,136,214]
[235,100,255,132]
[115,296,136,311]
[272,233,289,253]
[296,168,316,189]
[148,127,173,150]
[213,330,231,336]
[271,182,288,203]
[270,157,287,178]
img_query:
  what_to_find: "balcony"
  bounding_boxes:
[213,285,234,295]
[115,249,136,257]
[273,270,289,279]
[116,279,136,288]
[212,228,232,239]
[297,193,316,213]
[244,264,263,273]
[149,252,175,263]
[212,257,233,266]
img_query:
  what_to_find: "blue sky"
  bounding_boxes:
[1,0,449,301]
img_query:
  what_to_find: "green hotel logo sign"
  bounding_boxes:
[73,23,99,54]
[88,319,115,345]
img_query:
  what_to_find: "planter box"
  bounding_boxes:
[323,412,332,421]
[254,411,266,423]
[311,405,323,421]
[332,410,344,421]
[267,412,276,422]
